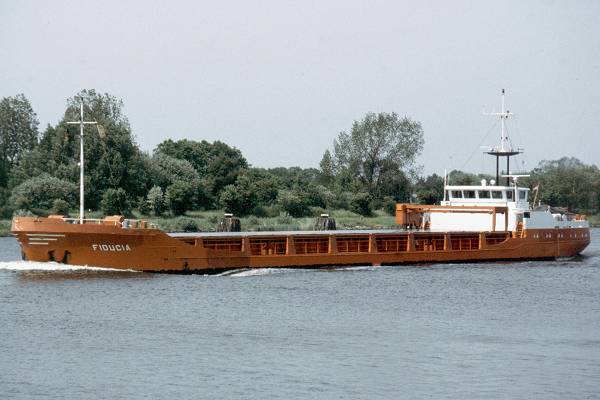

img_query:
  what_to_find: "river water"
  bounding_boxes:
[1,231,599,399]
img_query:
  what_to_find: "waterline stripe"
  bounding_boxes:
[26,234,65,237]
[29,238,58,241]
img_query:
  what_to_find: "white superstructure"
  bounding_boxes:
[428,181,588,232]
[425,90,589,233]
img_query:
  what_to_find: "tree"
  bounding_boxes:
[277,190,311,217]
[156,139,247,197]
[165,181,195,216]
[146,185,165,216]
[9,174,77,211]
[447,170,485,186]
[149,152,199,189]
[415,174,445,205]
[8,90,150,208]
[530,157,600,213]
[331,112,424,199]
[318,150,335,186]
[51,199,71,215]
[350,192,373,216]
[100,188,131,216]
[218,168,279,216]
[0,94,39,186]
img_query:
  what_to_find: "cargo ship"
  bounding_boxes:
[11,91,591,273]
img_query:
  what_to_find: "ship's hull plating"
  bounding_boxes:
[12,217,591,273]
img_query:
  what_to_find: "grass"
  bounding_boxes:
[142,209,397,232]
[586,214,600,228]
[2,209,597,236]
[0,209,397,236]
[0,220,12,236]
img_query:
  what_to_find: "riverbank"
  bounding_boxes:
[3,210,598,236]
[0,209,397,236]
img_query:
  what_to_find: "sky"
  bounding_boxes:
[1,0,599,176]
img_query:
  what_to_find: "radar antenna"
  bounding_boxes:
[483,89,522,186]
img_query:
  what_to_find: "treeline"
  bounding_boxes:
[0,90,599,220]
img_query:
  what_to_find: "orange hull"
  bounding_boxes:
[12,217,591,273]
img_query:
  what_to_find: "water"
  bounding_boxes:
[1,231,599,400]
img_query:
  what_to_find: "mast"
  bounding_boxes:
[484,89,521,186]
[67,100,97,223]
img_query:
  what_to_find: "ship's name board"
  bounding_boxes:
[92,244,132,252]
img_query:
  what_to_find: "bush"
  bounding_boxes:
[101,188,132,216]
[277,190,311,218]
[219,184,247,216]
[310,207,328,217]
[147,185,165,216]
[149,153,199,189]
[330,191,353,210]
[174,217,198,232]
[246,216,260,226]
[13,209,34,217]
[137,196,150,216]
[9,174,77,210]
[251,205,269,217]
[276,211,293,224]
[382,196,397,216]
[166,181,195,216]
[350,192,373,216]
[51,199,71,215]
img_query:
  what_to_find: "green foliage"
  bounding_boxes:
[276,211,294,224]
[331,112,424,200]
[137,196,150,216]
[0,187,12,218]
[166,181,195,216]
[13,209,35,217]
[218,168,279,216]
[101,188,131,216]
[146,185,165,216]
[51,199,71,215]
[173,217,198,232]
[328,190,353,210]
[6,93,599,220]
[219,184,245,216]
[318,149,335,185]
[276,190,311,217]
[382,196,397,216]
[0,94,39,186]
[9,174,77,210]
[415,173,444,204]
[350,192,373,216]
[150,152,199,189]
[156,139,247,197]
[530,157,600,213]
[8,90,150,209]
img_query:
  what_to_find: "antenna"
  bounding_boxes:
[66,100,98,224]
[483,89,522,186]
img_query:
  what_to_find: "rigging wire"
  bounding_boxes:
[508,115,530,173]
[458,119,499,172]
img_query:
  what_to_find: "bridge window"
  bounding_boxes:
[464,190,476,199]
[506,191,514,200]
[478,190,491,199]
[519,190,527,200]
[491,190,503,199]
[451,190,463,198]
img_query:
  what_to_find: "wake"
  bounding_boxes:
[0,260,135,272]
[217,265,379,277]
